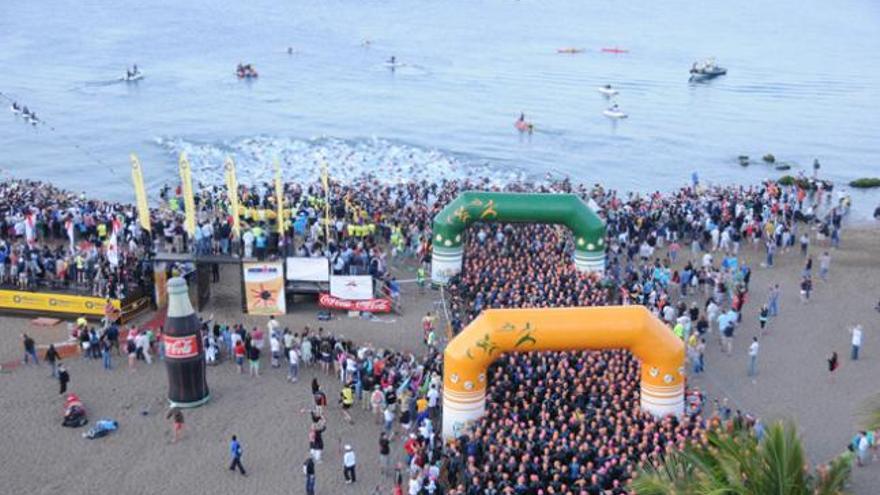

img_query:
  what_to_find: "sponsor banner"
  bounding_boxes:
[243,262,286,315]
[286,257,330,282]
[318,293,391,313]
[164,334,200,359]
[330,275,373,301]
[0,290,120,316]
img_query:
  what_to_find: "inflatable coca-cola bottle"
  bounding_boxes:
[164,277,210,407]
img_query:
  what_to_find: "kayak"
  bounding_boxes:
[557,48,584,54]
[514,120,534,133]
[601,47,629,54]
[603,109,627,119]
[10,106,38,124]
[597,86,618,97]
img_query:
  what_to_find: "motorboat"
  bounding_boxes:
[597,85,618,97]
[689,58,727,81]
[603,107,627,119]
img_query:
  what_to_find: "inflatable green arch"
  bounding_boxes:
[431,192,606,284]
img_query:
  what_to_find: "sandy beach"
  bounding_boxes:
[1,226,878,494]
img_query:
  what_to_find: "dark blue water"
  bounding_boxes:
[1,0,879,215]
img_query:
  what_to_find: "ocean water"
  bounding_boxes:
[1,0,879,216]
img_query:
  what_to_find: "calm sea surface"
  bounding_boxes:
[1,0,879,216]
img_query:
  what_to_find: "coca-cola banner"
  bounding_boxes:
[164,334,200,359]
[318,293,392,313]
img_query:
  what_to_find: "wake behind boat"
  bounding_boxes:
[689,58,727,82]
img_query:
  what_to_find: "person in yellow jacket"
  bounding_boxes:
[390,227,402,258]
[339,382,355,424]
[673,321,685,340]
[75,254,86,284]
[416,266,427,293]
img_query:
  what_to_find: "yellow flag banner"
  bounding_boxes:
[178,153,197,236]
[129,154,152,232]
[224,157,241,238]
[274,160,285,235]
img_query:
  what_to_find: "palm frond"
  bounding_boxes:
[631,421,853,495]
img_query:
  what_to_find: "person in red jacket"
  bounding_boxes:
[403,433,419,465]
[233,341,246,374]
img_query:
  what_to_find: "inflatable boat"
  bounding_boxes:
[689,59,727,81]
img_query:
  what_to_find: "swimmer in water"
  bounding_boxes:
[287,46,293,55]
[388,56,396,65]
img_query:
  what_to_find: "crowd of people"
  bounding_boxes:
[202,316,447,494]
[433,175,849,493]
[10,168,858,493]
[0,179,151,299]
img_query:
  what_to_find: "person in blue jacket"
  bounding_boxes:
[229,435,247,475]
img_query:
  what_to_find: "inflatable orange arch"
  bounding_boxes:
[442,305,685,438]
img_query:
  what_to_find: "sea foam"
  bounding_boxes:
[155,135,523,187]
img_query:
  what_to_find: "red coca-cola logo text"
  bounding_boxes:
[164,335,199,359]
